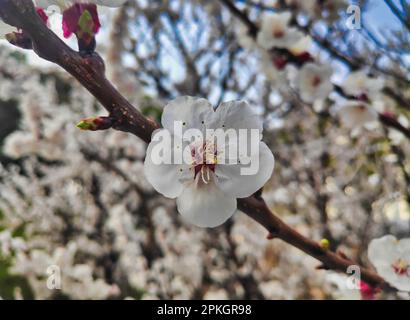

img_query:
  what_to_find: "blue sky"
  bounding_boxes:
[365,0,406,32]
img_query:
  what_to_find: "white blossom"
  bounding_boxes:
[341,70,384,99]
[368,235,410,292]
[144,96,275,228]
[256,12,304,50]
[296,63,333,103]
[337,100,378,129]
[259,51,288,88]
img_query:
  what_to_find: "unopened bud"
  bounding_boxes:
[76,116,114,131]
[62,3,100,53]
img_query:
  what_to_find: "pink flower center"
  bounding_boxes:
[391,258,409,276]
[272,56,287,70]
[312,75,321,87]
[273,29,285,39]
[191,142,218,184]
[357,93,369,102]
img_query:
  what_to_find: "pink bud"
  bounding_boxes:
[62,3,101,39]
[359,281,378,300]
[36,8,49,25]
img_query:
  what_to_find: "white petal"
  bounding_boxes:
[391,276,410,292]
[297,63,333,103]
[342,71,385,97]
[338,101,378,129]
[208,100,263,133]
[368,235,399,266]
[144,129,193,198]
[176,182,236,228]
[215,142,274,198]
[398,239,410,259]
[161,96,213,136]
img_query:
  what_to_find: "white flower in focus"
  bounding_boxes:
[256,12,304,50]
[342,71,384,99]
[144,96,275,228]
[296,63,333,103]
[337,100,378,129]
[368,235,410,292]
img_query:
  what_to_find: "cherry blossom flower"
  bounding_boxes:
[341,70,385,100]
[256,12,304,50]
[337,100,378,129]
[296,63,333,103]
[368,235,410,292]
[144,96,275,228]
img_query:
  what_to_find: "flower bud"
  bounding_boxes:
[76,116,114,131]
[319,238,330,250]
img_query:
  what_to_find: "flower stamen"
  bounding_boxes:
[391,258,409,277]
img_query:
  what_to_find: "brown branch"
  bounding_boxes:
[0,0,389,289]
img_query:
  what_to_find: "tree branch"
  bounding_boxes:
[0,0,388,289]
